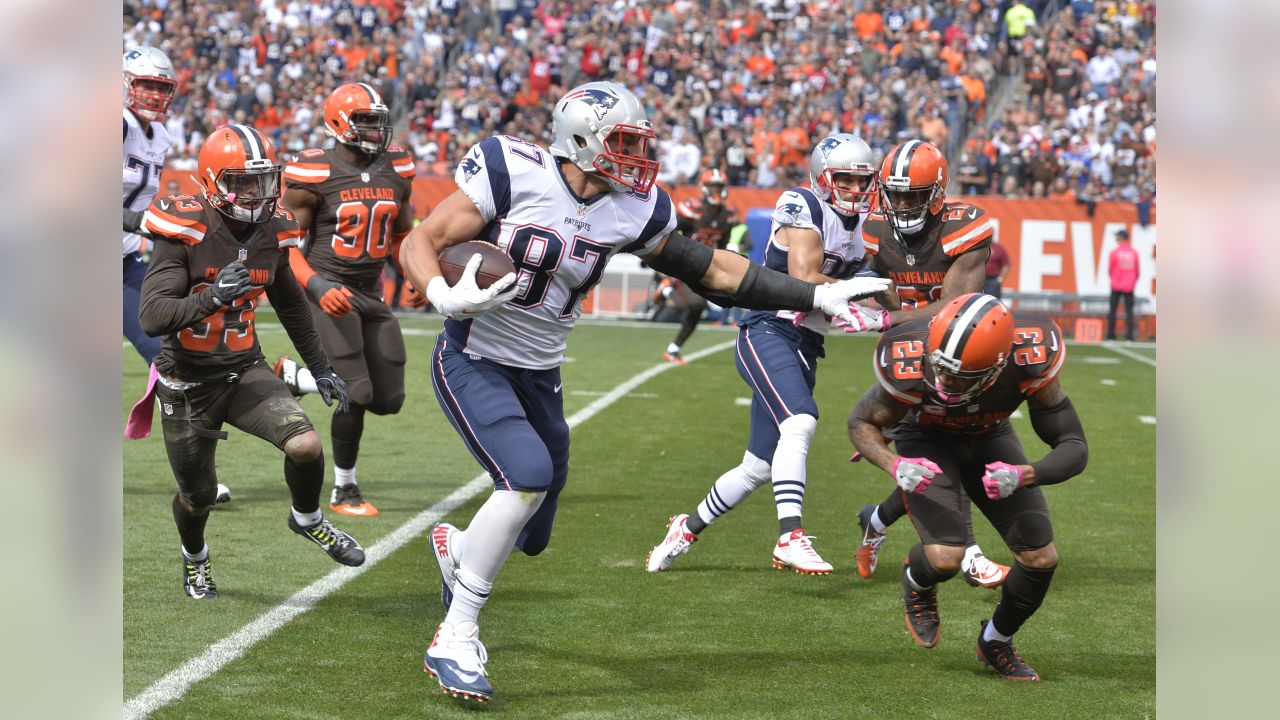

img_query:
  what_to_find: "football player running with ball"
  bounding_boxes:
[847,293,1088,680]
[647,134,884,576]
[400,82,890,702]
[844,139,1011,589]
[274,83,422,518]
[136,126,363,600]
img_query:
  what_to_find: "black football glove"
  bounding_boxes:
[314,369,350,414]
[211,261,251,306]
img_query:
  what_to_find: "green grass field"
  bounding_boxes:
[123,314,1155,719]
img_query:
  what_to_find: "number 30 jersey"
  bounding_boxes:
[283,145,416,291]
[873,312,1066,439]
[451,135,676,369]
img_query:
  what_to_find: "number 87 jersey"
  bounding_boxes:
[450,135,676,370]
[282,144,416,290]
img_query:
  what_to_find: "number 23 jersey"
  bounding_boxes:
[873,312,1066,439]
[451,135,676,369]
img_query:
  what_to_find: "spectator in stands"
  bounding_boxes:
[1106,229,1140,341]
[985,236,1012,299]
[954,150,990,195]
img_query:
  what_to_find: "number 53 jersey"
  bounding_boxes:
[283,145,416,291]
[450,135,676,369]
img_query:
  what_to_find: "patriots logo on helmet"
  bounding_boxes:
[779,203,804,222]
[460,156,482,182]
[818,137,842,157]
[125,49,143,62]
[562,87,620,121]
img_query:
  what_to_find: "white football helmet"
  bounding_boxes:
[123,46,178,123]
[550,81,658,194]
[808,133,876,216]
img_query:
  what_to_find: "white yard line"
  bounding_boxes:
[1101,342,1156,367]
[123,339,736,719]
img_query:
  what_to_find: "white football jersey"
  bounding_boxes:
[123,109,172,255]
[452,135,676,369]
[764,186,870,334]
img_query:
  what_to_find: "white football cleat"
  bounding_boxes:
[962,549,1011,589]
[213,483,231,507]
[646,514,698,572]
[772,528,833,575]
[430,523,459,611]
[273,355,303,397]
[423,621,492,702]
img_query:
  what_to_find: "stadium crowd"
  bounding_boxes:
[122,0,1154,203]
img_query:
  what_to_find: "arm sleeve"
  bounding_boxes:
[138,239,223,337]
[266,251,332,376]
[1028,397,1089,486]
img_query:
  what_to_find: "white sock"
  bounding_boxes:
[905,567,930,591]
[667,342,681,354]
[983,619,1012,643]
[869,507,888,534]
[182,544,209,562]
[447,567,493,625]
[442,490,545,626]
[694,452,771,527]
[771,414,816,520]
[334,465,356,488]
[291,507,323,527]
[297,367,318,394]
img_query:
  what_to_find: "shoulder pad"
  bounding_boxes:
[273,208,306,249]
[387,146,416,178]
[871,326,928,405]
[1012,317,1067,394]
[284,150,331,184]
[142,194,207,245]
[938,203,992,256]
[861,213,889,254]
[677,197,701,219]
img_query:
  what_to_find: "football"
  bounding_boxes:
[439,240,516,290]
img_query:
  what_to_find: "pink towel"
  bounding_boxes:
[124,363,160,440]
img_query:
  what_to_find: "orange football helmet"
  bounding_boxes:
[878,140,948,234]
[324,82,392,154]
[924,293,1013,405]
[196,124,281,224]
[699,168,729,205]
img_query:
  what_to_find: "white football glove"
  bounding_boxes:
[982,461,1025,500]
[832,304,892,333]
[426,253,519,319]
[892,456,941,494]
[813,277,894,327]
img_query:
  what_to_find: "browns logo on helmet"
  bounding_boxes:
[924,293,1013,405]
[878,140,949,235]
[324,83,392,155]
[196,124,282,224]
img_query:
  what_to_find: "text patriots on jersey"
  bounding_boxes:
[562,216,592,232]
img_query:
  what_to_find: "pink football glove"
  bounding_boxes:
[892,456,941,494]
[833,304,892,333]
[982,461,1025,499]
[791,311,808,328]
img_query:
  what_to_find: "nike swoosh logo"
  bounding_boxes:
[1049,332,1059,351]
[159,200,170,211]
[218,279,240,288]
[968,208,978,219]
[879,348,887,366]
[452,669,483,683]
[341,505,369,515]
[554,383,562,393]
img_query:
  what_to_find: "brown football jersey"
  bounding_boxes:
[283,145,415,290]
[872,313,1066,439]
[141,193,306,382]
[675,197,739,249]
[863,200,993,309]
